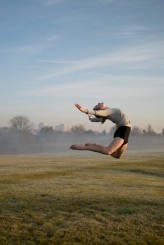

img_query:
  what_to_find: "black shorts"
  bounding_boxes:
[114,126,131,145]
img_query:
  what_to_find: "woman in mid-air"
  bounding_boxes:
[70,103,131,159]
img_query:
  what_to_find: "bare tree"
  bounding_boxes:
[143,124,157,136]
[39,126,54,135]
[10,115,34,134]
[161,128,164,137]
[131,126,142,135]
[71,124,86,134]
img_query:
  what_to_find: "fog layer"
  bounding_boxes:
[0,131,163,155]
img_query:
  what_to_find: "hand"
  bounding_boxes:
[75,104,87,113]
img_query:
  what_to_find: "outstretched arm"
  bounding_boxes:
[75,104,88,114]
[75,104,102,123]
[74,103,103,124]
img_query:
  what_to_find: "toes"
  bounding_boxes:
[70,145,76,149]
[70,144,79,149]
[70,144,84,150]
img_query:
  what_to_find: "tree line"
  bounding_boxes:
[1,115,164,136]
[0,115,163,154]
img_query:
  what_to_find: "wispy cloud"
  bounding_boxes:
[47,34,61,41]
[97,0,115,3]
[28,74,164,99]
[0,44,45,54]
[117,25,153,37]
[43,0,65,6]
[0,34,60,54]
[35,40,164,80]
[36,53,149,80]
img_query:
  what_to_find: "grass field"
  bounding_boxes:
[0,153,163,245]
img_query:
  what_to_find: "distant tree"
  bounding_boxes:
[10,115,34,134]
[37,126,55,142]
[39,126,54,135]
[131,126,142,135]
[143,124,157,136]
[161,128,164,137]
[71,124,86,134]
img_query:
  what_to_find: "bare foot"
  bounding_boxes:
[70,144,85,150]
[85,143,97,146]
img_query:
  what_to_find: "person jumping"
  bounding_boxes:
[70,103,131,159]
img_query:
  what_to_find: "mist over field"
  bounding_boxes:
[0,132,163,155]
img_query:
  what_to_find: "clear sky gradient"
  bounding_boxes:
[0,0,164,132]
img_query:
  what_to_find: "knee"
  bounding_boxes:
[110,152,122,159]
[114,155,121,159]
[105,147,121,157]
[105,145,119,156]
[106,148,113,155]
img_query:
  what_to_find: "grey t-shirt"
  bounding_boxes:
[89,108,131,128]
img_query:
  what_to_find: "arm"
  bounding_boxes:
[75,104,95,115]
[89,116,102,122]
[95,108,112,117]
[75,104,102,123]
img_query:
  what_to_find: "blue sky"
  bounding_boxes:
[0,0,164,133]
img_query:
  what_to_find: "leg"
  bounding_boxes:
[70,137,124,156]
[111,143,128,159]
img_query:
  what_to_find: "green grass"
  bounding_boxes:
[0,153,163,245]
